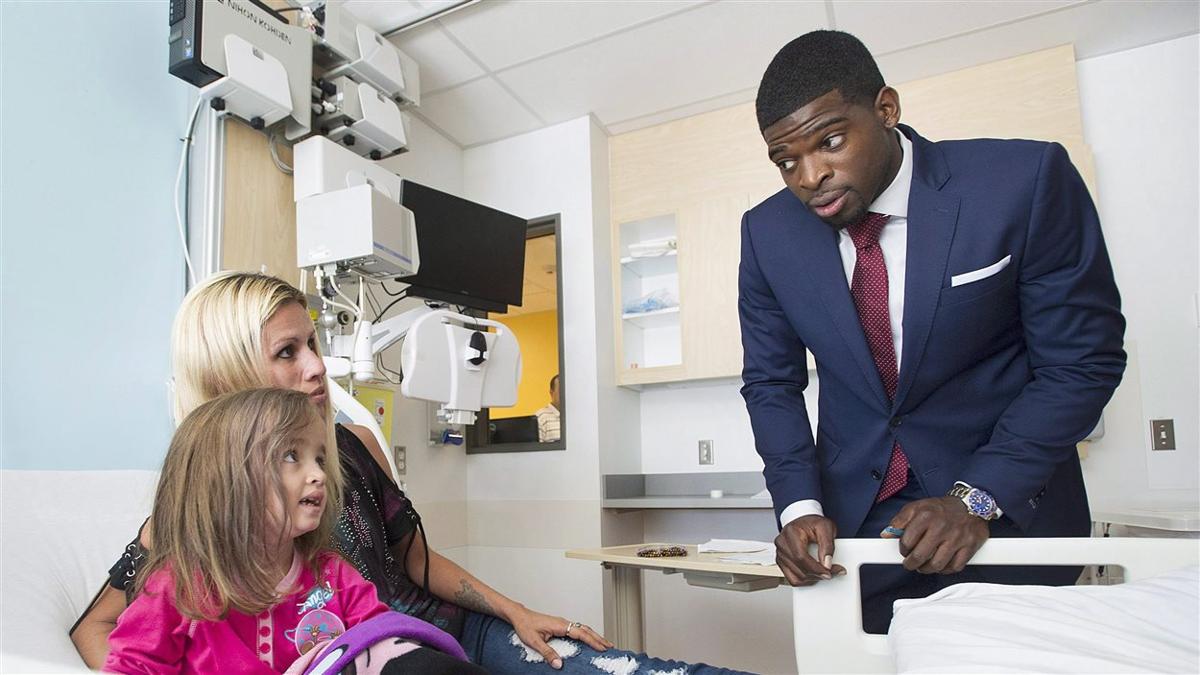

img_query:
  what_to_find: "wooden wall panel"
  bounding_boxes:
[221,117,299,286]
[896,44,1095,194]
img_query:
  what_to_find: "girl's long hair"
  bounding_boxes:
[136,388,342,620]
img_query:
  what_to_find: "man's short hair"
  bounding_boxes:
[550,374,560,391]
[755,30,885,132]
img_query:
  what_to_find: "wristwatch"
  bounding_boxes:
[947,482,1002,521]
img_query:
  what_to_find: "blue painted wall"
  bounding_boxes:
[2,1,190,469]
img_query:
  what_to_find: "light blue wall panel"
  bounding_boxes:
[2,1,190,469]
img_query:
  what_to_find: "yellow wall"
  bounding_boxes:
[490,310,559,419]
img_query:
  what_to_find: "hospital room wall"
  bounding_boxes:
[456,116,641,631]
[0,1,190,470]
[635,35,1200,509]
[376,116,470,558]
[1075,34,1199,503]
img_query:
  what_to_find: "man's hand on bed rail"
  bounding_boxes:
[776,515,847,586]
[885,497,989,574]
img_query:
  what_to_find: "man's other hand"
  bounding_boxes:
[776,515,846,586]
[887,496,989,574]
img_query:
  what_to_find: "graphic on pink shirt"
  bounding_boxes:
[297,581,334,613]
[290,608,347,655]
[287,581,346,655]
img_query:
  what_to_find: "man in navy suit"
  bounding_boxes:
[739,31,1126,632]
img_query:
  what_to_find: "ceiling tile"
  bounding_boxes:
[875,0,1199,86]
[439,0,707,71]
[495,0,827,127]
[604,87,756,135]
[389,22,486,92]
[343,0,463,33]
[418,76,542,146]
[832,0,1081,55]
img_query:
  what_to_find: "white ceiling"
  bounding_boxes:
[343,0,1200,147]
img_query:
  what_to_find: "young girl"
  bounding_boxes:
[103,388,470,674]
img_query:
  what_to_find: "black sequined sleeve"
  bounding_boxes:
[107,519,149,596]
[336,425,422,548]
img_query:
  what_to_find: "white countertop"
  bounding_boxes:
[1091,503,1200,531]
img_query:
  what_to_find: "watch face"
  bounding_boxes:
[966,490,995,517]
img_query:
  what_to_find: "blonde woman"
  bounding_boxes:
[72,272,746,674]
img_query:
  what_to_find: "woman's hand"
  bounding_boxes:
[507,605,613,669]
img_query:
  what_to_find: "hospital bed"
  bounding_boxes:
[795,537,1200,673]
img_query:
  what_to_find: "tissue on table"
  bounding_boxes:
[698,539,771,553]
[719,547,778,566]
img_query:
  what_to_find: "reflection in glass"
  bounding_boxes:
[486,231,562,445]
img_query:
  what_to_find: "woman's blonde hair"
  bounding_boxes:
[137,387,342,620]
[171,271,310,423]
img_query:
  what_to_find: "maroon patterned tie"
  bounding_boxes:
[848,212,909,502]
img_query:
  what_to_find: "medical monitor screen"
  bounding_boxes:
[397,180,526,313]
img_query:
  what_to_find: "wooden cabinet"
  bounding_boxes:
[676,194,749,381]
[611,194,749,386]
[609,102,777,387]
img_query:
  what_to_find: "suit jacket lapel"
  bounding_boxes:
[896,127,960,409]
[790,215,890,410]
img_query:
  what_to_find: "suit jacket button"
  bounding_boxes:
[889,416,903,428]
[871,470,882,480]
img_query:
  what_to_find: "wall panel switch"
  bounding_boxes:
[699,439,714,465]
[393,445,407,474]
[1151,420,1175,451]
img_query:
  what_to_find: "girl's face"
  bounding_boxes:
[268,417,328,542]
[261,303,328,409]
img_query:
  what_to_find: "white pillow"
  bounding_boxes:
[889,566,1200,673]
[1,470,157,673]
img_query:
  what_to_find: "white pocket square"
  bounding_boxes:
[951,255,1012,287]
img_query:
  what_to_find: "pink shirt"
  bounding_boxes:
[105,552,389,674]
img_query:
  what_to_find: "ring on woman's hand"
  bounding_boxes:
[565,621,582,635]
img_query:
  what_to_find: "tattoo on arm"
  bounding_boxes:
[453,580,495,616]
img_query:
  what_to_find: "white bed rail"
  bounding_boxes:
[792,537,1200,674]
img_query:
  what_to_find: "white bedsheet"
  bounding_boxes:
[889,565,1200,673]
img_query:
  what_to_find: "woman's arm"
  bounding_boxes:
[403,535,612,668]
[72,519,151,669]
[346,425,612,665]
[70,584,128,669]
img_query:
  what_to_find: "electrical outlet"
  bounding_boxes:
[1150,420,1176,451]
[393,445,407,474]
[699,439,714,465]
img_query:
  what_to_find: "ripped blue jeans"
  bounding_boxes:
[458,611,754,675]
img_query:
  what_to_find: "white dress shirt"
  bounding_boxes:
[780,129,913,527]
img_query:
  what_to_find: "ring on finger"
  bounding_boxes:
[565,620,582,635]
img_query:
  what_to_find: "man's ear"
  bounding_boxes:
[874,86,901,130]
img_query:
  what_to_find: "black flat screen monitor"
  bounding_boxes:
[489,415,539,444]
[397,180,526,313]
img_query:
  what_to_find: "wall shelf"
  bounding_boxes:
[621,306,680,329]
[603,472,774,510]
[620,250,677,278]
[615,213,682,375]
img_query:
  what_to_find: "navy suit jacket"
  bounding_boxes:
[738,125,1125,538]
